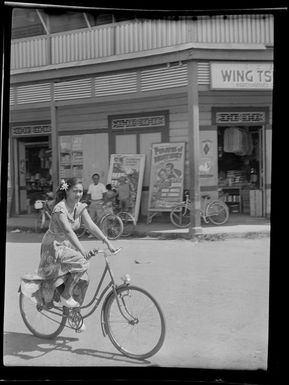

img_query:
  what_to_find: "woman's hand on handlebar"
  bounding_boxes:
[107,243,119,254]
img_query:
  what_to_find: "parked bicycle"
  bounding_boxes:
[170,189,229,228]
[113,203,136,237]
[34,194,54,232]
[19,247,166,360]
[74,201,123,240]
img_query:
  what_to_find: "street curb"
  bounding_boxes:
[131,230,270,241]
[6,224,270,241]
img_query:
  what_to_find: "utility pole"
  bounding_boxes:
[187,60,202,238]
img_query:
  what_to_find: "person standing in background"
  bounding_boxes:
[87,173,107,221]
[103,183,117,214]
[116,176,131,212]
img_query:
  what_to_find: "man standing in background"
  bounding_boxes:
[87,173,107,222]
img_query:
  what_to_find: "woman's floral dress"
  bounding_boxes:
[21,200,90,305]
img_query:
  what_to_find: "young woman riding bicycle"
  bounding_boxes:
[30,178,117,330]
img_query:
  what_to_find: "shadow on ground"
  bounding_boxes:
[3,331,150,365]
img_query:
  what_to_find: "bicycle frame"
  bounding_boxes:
[181,194,210,223]
[80,250,125,318]
[47,249,132,331]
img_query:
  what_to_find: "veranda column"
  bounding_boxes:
[187,60,202,238]
[50,83,59,193]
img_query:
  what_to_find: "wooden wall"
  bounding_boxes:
[10,107,51,123]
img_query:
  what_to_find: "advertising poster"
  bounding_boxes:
[107,154,145,222]
[199,139,214,176]
[148,142,185,213]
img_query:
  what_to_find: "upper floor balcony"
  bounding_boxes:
[10,14,274,72]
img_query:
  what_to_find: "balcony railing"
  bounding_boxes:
[10,15,274,71]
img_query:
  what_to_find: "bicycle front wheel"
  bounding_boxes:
[19,292,67,339]
[100,214,123,240]
[104,285,166,360]
[206,200,229,225]
[170,204,191,228]
[118,212,136,237]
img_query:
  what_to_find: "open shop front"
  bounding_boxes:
[210,62,272,219]
[12,124,53,214]
[217,124,265,217]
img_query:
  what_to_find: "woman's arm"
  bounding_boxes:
[55,212,87,257]
[81,208,116,251]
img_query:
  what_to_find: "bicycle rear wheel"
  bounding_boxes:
[118,212,136,237]
[103,285,166,360]
[19,292,67,339]
[206,200,229,225]
[100,214,123,240]
[170,204,191,228]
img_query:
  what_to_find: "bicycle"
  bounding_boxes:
[74,201,124,240]
[19,248,166,360]
[170,190,229,228]
[34,198,54,232]
[113,203,136,237]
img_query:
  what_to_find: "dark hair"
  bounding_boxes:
[92,173,100,178]
[106,183,112,190]
[55,177,83,204]
[165,163,174,169]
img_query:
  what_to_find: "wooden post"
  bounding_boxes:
[50,86,58,194]
[187,60,202,238]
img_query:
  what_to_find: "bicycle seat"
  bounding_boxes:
[202,194,211,199]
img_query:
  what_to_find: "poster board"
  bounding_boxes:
[107,154,145,222]
[147,142,185,222]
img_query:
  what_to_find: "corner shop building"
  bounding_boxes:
[9,43,273,219]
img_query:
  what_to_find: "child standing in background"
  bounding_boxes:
[103,184,117,214]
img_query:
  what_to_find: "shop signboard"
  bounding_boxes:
[110,112,167,130]
[211,62,273,90]
[147,142,185,214]
[12,124,51,136]
[107,154,145,222]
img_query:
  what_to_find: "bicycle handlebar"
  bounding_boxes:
[86,247,122,259]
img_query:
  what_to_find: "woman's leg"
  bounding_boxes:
[61,272,82,299]
[73,279,89,305]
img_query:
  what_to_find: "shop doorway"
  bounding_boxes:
[217,126,265,216]
[16,136,52,213]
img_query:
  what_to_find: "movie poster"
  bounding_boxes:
[107,154,145,222]
[148,142,185,211]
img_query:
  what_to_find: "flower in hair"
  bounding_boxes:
[60,181,69,191]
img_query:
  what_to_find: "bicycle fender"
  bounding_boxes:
[100,284,130,337]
